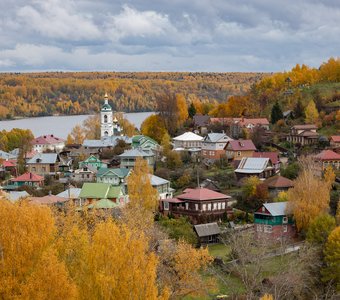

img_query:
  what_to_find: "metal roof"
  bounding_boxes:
[97,167,130,178]
[194,222,221,237]
[205,133,232,143]
[235,157,270,174]
[27,153,58,164]
[119,148,154,158]
[149,174,169,186]
[83,136,131,148]
[57,188,81,199]
[0,150,17,160]
[262,202,290,216]
[173,132,203,141]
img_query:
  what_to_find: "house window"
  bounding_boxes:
[32,167,36,171]
[208,203,212,210]
[208,235,213,242]
[203,151,207,155]
[213,203,217,210]
[282,217,288,224]
[262,207,266,212]
[283,225,288,233]
[163,201,169,211]
[237,151,241,156]
[202,204,206,211]
[264,225,272,233]
[218,203,221,210]
[185,203,189,210]
[221,202,225,209]
[195,204,199,211]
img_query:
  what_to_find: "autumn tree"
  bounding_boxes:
[306,214,336,245]
[83,115,100,139]
[141,114,168,143]
[123,158,159,232]
[115,112,137,137]
[287,160,330,232]
[322,226,340,291]
[176,93,188,127]
[68,125,86,144]
[305,100,319,124]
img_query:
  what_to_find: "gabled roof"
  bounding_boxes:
[27,153,58,164]
[330,136,340,143]
[79,183,111,199]
[226,140,256,151]
[0,150,17,160]
[194,222,221,237]
[261,202,290,216]
[173,132,203,142]
[149,174,169,186]
[204,133,233,143]
[235,157,271,174]
[263,176,294,189]
[193,115,210,127]
[253,152,280,164]
[178,188,231,201]
[291,124,317,130]
[97,167,130,178]
[237,118,269,127]
[11,172,44,182]
[83,136,131,148]
[119,148,154,158]
[88,199,119,209]
[315,150,340,161]
[1,160,16,167]
[4,191,30,202]
[81,155,102,163]
[132,135,159,147]
[33,134,65,145]
[107,186,124,198]
[56,188,81,199]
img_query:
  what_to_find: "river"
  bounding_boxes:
[0,112,154,138]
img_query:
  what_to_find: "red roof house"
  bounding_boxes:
[314,150,340,171]
[225,140,256,160]
[330,136,340,147]
[32,134,65,153]
[263,175,294,196]
[10,172,44,188]
[161,188,232,224]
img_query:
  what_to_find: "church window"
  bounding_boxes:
[104,115,108,123]
[104,131,108,136]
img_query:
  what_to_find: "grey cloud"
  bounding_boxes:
[0,0,339,71]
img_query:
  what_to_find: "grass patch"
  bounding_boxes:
[208,244,231,259]
[318,125,338,137]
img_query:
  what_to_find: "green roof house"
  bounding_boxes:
[96,168,131,185]
[79,155,107,171]
[118,148,155,169]
[132,135,160,152]
[79,182,127,207]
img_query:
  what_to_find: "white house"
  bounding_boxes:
[173,132,204,151]
[32,135,65,153]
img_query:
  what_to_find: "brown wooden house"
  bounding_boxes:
[160,188,232,224]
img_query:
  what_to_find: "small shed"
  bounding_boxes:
[194,222,221,244]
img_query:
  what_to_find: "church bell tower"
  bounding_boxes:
[100,93,113,139]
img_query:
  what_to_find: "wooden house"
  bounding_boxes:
[330,136,340,148]
[194,222,221,244]
[26,153,59,176]
[79,155,107,171]
[225,140,256,160]
[234,157,274,180]
[161,188,232,224]
[263,176,294,197]
[254,202,295,240]
[286,125,319,145]
[118,148,155,169]
[201,133,233,161]
[32,134,65,153]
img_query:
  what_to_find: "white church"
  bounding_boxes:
[101,93,122,139]
[83,94,130,151]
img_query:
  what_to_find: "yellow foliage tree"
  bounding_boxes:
[324,165,336,188]
[0,200,55,298]
[69,125,86,144]
[322,226,340,291]
[305,100,319,124]
[287,168,330,232]
[260,294,274,300]
[275,191,289,202]
[22,247,78,300]
[141,114,168,143]
[87,220,163,299]
[123,158,159,232]
[176,93,188,127]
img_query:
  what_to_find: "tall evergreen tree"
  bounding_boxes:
[271,101,283,124]
[188,102,196,119]
[294,99,305,119]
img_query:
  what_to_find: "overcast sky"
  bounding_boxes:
[0,0,339,72]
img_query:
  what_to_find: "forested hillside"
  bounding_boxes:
[0,72,267,119]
